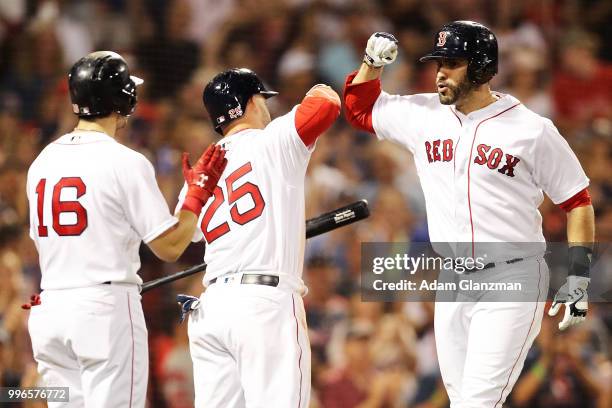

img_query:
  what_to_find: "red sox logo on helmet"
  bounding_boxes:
[437,31,449,47]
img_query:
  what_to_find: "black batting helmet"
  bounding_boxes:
[203,68,278,134]
[68,51,143,118]
[420,21,498,85]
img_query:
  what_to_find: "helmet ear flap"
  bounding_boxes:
[112,78,138,116]
[468,52,498,84]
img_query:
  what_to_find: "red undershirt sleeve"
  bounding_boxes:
[342,70,382,134]
[295,95,340,147]
[558,188,592,212]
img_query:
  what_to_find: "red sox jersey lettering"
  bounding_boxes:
[425,140,520,177]
[371,92,589,246]
[473,144,521,177]
[425,139,453,162]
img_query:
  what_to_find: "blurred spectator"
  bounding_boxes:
[503,47,552,117]
[510,316,607,408]
[304,256,348,363]
[136,0,200,99]
[3,20,64,121]
[158,322,194,408]
[320,319,411,408]
[552,30,612,136]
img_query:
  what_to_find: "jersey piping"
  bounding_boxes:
[467,102,521,257]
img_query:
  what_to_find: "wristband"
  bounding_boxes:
[181,186,212,217]
[568,245,592,278]
[181,196,203,216]
[363,54,375,66]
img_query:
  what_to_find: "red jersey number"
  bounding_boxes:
[201,162,265,243]
[200,187,230,243]
[35,177,88,237]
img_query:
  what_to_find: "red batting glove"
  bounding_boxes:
[181,144,228,215]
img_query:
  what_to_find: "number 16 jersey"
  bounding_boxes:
[27,131,178,289]
[177,108,313,285]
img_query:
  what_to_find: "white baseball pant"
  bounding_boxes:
[28,284,148,407]
[434,258,549,408]
[188,277,310,408]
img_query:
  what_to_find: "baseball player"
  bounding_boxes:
[174,68,340,407]
[343,22,595,407]
[25,51,227,407]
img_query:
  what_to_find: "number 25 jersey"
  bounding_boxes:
[177,108,313,285]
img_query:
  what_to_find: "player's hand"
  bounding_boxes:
[548,275,589,331]
[176,294,200,323]
[305,84,341,105]
[364,32,399,67]
[183,144,227,195]
[181,144,227,214]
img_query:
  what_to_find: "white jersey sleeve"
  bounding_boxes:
[115,153,178,243]
[532,119,590,204]
[262,106,314,178]
[372,92,430,153]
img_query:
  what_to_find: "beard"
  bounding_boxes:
[437,73,475,105]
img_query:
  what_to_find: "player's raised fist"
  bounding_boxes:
[181,144,227,215]
[305,84,341,106]
[364,32,399,67]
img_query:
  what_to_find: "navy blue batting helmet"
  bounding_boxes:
[203,68,278,134]
[69,51,143,118]
[420,21,498,84]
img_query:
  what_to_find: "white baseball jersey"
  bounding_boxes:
[372,92,589,256]
[177,107,313,285]
[27,130,178,289]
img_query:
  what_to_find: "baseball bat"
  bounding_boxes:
[141,199,369,293]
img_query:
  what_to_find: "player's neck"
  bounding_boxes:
[74,116,118,138]
[224,118,264,137]
[455,85,498,115]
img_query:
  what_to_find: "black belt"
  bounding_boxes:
[209,274,279,287]
[464,257,524,272]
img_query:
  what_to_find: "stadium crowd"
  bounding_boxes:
[0,0,610,407]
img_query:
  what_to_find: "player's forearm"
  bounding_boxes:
[295,85,341,146]
[148,211,198,262]
[566,204,595,246]
[343,69,382,134]
[352,63,384,84]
